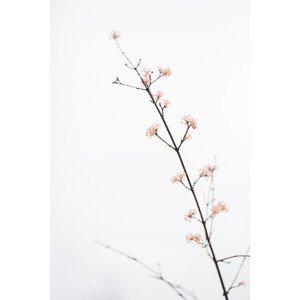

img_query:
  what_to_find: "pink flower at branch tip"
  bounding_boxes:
[142,67,153,76]
[141,67,153,86]
[110,31,120,40]
[142,75,151,86]
[211,202,228,217]
[182,115,197,129]
[158,67,172,77]
[239,280,246,286]
[154,91,164,99]
[171,171,186,183]
[146,124,160,138]
[184,209,197,222]
[199,164,216,178]
[163,99,170,108]
[186,233,203,244]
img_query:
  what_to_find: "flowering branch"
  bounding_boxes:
[94,240,198,300]
[110,31,249,300]
[112,36,228,300]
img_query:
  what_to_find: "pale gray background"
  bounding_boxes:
[51,0,249,299]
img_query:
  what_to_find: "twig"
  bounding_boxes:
[192,175,201,188]
[208,171,216,239]
[218,255,250,263]
[178,125,191,150]
[94,240,197,300]
[113,79,146,91]
[192,216,202,223]
[226,246,250,295]
[150,74,162,86]
[180,180,191,191]
[156,134,175,150]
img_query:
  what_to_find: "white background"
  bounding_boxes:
[0,0,300,300]
[51,0,248,299]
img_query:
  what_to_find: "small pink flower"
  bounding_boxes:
[158,67,172,76]
[186,233,203,244]
[142,67,152,76]
[182,115,197,129]
[199,164,216,178]
[171,171,186,183]
[211,202,228,217]
[141,67,153,86]
[110,31,120,40]
[154,91,164,99]
[184,209,197,222]
[141,75,151,86]
[239,280,246,286]
[185,133,192,140]
[146,124,160,138]
[163,99,170,108]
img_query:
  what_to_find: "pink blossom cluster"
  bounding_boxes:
[154,91,164,99]
[182,115,197,129]
[211,202,228,217]
[146,124,160,138]
[199,164,216,178]
[158,67,172,76]
[141,67,153,86]
[186,233,202,244]
[171,171,186,183]
[141,67,172,86]
[184,209,197,222]
[154,91,170,108]
[162,99,170,108]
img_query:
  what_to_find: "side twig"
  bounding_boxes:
[94,240,197,300]
[226,246,250,295]
[218,255,250,263]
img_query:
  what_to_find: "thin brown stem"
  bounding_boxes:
[156,134,175,150]
[179,180,191,191]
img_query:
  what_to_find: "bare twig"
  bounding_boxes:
[113,78,146,91]
[150,74,163,86]
[94,240,197,300]
[218,255,250,263]
[179,180,191,191]
[192,216,202,223]
[226,246,250,295]
[156,134,175,150]
[192,175,201,188]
